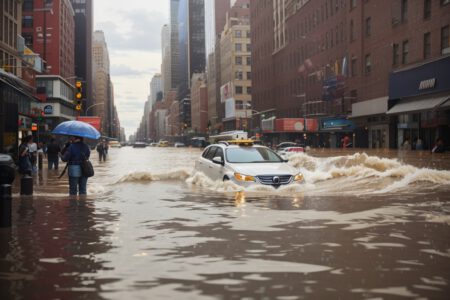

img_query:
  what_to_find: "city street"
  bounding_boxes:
[1,148,449,299]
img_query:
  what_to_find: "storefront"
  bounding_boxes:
[0,74,37,159]
[351,96,396,149]
[319,117,355,148]
[388,56,450,150]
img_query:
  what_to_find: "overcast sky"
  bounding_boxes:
[94,0,169,138]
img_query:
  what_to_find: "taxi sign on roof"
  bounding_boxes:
[227,139,254,146]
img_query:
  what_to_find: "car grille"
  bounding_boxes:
[256,175,292,185]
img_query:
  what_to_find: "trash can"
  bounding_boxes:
[0,154,16,185]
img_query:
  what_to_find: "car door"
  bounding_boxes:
[196,146,213,174]
[209,147,225,181]
[203,146,218,178]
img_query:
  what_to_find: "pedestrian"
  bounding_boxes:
[18,136,32,176]
[96,141,106,162]
[61,136,91,196]
[432,138,445,153]
[415,137,423,150]
[46,138,61,170]
[28,137,38,173]
[342,135,351,148]
[402,138,411,150]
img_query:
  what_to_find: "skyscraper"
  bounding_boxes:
[161,24,171,97]
[70,0,93,114]
[170,0,180,91]
[177,0,206,128]
[92,30,110,133]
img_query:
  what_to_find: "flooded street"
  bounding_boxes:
[1,148,450,299]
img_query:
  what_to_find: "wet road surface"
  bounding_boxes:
[1,147,450,299]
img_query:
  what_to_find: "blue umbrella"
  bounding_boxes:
[52,120,101,140]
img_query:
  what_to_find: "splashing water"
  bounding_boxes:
[112,152,450,196]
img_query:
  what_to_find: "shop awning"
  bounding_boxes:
[387,96,450,115]
[351,96,388,118]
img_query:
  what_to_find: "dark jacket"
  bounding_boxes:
[62,142,90,165]
[46,142,61,158]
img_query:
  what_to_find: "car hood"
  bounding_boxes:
[230,162,298,176]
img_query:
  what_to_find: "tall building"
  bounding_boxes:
[70,0,93,114]
[177,0,206,128]
[1,0,39,154]
[219,0,252,131]
[161,24,171,97]
[150,74,162,105]
[205,0,232,132]
[170,0,180,90]
[22,0,75,80]
[190,72,208,133]
[92,30,111,134]
[250,0,450,149]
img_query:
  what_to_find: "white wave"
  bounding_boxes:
[116,168,192,183]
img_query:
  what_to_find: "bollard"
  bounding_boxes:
[38,154,43,171]
[20,175,33,196]
[0,184,12,227]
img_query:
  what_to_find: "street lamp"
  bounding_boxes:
[85,102,104,116]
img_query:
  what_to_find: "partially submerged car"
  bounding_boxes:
[194,139,304,188]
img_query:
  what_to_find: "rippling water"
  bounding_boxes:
[1,147,449,299]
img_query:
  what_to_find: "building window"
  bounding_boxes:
[365,17,371,37]
[365,54,371,74]
[401,0,408,22]
[351,57,357,76]
[23,33,33,47]
[23,0,33,11]
[441,0,449,6]
[441,25,450,54]
[235,86,243,94]
[235,30,242,38]
[235,71,243,80]
[235,43,242,52]
[402,40,409,64]
[350,0,356,9]
[22,16,33,28]
[235,56,242,65]
[393,43,399,65]
[246,56,251,65]
[350,20,355,41]
[235,100,244,109]
[246,72,252,80]
[246,44,251,52]
[424,0,431,20]
[423,32,431,59]
[246,87,252,94]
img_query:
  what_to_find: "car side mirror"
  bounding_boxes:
[212,156,224,165]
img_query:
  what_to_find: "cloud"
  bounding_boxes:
[111,64,148,77]
[97,9,167,53]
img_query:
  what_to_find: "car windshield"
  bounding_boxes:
[226,147,284,163]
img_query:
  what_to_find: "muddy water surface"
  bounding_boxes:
[1,147,449,299]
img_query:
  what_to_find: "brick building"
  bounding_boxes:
[190,72,208,133]
[250,0,450,148]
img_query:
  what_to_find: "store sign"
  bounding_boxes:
[276,118,305,132]
[43,105,53,115]
[321,118,355,130]
[419,78,436,90]
[220,82,233,103]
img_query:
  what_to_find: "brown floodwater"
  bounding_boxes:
[0,147,449,299]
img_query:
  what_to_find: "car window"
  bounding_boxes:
[226,147,284,163]
[201,147,211,158]
[205,146,218,160]
[214,147,224,160]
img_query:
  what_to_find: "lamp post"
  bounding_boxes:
[85,102,104,116]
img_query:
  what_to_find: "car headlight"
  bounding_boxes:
[234,173,256,182]
[294,173,304,181]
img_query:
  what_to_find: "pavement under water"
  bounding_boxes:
[0,147,449,299]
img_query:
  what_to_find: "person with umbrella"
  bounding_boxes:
[52,120,100,196]
[61,136,91,196]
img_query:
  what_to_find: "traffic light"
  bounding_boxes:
[75,80,83,110]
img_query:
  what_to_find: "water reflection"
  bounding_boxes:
[0,147,449,299]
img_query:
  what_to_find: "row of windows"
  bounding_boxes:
[234,30,251,38]
[235,56,251,66]
[235,43,251,52]
[235,86,251,95]
[235,71,251,80]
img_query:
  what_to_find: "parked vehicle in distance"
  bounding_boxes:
[174,142,186,147]
[277,146,305,159]
[194,139,304,188]
[109,141,121,148]
[191,137,207,148]
[158,140,169,147]
[150,142,158,147]
[132,142,147,148]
